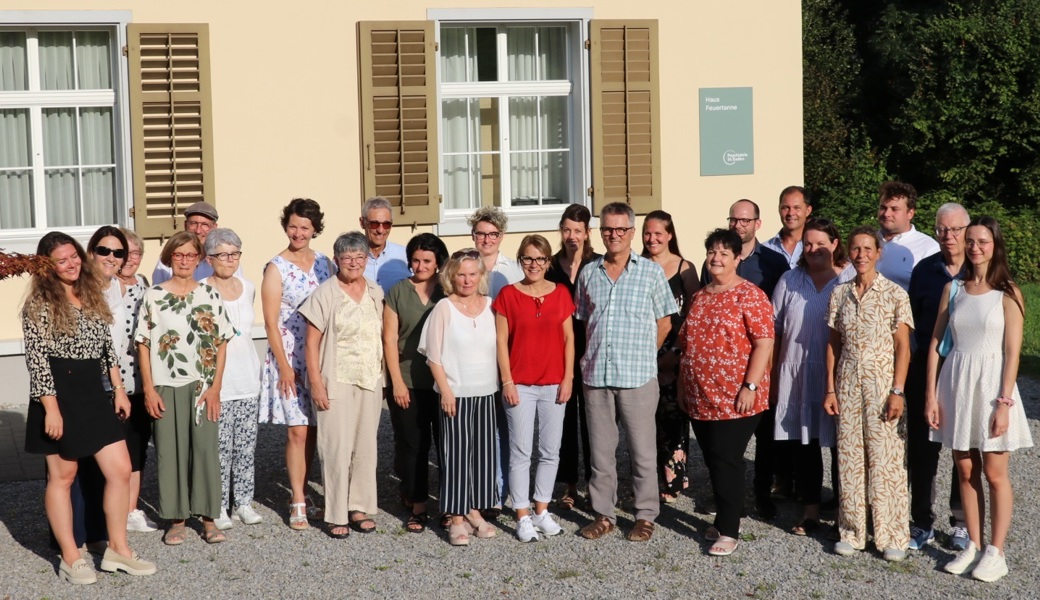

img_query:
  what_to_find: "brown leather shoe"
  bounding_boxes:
[627,519,655,542]
[580,515,616,540]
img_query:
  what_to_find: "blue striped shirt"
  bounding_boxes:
[575,251,678,389]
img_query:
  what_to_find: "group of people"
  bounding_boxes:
[20,183,1032,584]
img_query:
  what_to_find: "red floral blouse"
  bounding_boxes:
[678,279,774,421]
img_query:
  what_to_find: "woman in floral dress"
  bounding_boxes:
[137,232,235,545]
[259,198,333,529]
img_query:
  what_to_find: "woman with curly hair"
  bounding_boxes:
[23,231,156,584]
[136,231,235,545]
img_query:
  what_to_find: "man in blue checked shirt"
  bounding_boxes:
[574,202,678,543]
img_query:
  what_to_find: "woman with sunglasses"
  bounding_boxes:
[116,227,160,534]
[259,198,333,530]
[494,235,575,542]
[419,248,500,546]
[137,232,235,545]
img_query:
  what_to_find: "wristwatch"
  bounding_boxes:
[742,382,758,392]
[889,387,905,397]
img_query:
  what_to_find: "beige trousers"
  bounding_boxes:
[836,382,910,551]
[316,384,381,525]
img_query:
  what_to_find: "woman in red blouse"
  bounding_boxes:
[677,228,775,556]
[494,234,575,543]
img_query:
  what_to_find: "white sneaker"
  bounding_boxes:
[531,510,563,536]
[516,515,540,543]
[127,509,158,533]
[944,541,980,575]
[972,545,1009,582]
[233,504,264,525]
[214,508,234,531]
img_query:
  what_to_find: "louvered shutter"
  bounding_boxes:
[357,21,440,226]
[590,20,662,215]
[127,24,215,239]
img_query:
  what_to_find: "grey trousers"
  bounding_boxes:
[153,383,222,520]
[584,380,661,523]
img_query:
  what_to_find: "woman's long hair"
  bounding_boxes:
[558,204,594,262]
[22,232,112,335]
[964,216,1024,315]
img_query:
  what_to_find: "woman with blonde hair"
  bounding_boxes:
[23,231,156,583]
[419,248,500,545]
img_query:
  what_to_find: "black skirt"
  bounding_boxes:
[25,357,125,459]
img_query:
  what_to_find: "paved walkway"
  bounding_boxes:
[0,405,44,482]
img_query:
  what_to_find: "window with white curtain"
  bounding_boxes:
[440,23,580,214]
[0,28,118,231]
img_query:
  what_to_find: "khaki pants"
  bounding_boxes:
[153,383,221,520]
[316,385,381,525]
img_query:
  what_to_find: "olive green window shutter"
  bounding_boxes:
[127,23,215,239]
[589,20,662,215]
[357,21,440,226]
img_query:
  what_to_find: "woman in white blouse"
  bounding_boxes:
[419,248,499,546]
[301,232,384,539]
[201,229,264,530]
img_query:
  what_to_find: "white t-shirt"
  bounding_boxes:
[418,297,498,398]
[200,276,262,400]
[876,225,940,291]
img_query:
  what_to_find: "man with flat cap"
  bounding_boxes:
[151,201,232,284]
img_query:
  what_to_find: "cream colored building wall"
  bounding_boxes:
[0,1,801,351]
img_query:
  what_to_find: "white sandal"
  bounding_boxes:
[288,502,309,530]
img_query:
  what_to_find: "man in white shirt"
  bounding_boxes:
[152,201,229,284]
[875,181,939,290]
[360,197,410,294]
[763,186,812,269]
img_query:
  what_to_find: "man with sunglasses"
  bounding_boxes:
[699,199,789,521]
[361,197,410,294]
[151,201,239,285]
[575,202,678,543]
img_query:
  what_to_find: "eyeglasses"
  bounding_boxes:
[727,217,757,227]
[94,245,127,259]
[171,252,200,262]
[209,251,243,262]
[451,249,481,260]
[473,231,502,241]
[519,256,549,266]
[364,220,393,231]
[601,226,634,237]
[337,255,367,265]
[127,250,144,259]
[935,226,968,238]
[185,220,214,230]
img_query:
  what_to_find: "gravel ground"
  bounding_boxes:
[1,381,1038,600]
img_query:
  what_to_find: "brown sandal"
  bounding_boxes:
[627,519,655,542]
[579,515,616,540]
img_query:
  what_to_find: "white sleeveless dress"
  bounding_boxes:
[932,285,1033,452]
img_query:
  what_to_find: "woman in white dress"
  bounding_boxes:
[259,199,334,530]
[926,216,1033,583]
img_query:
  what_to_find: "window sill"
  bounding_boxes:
[0,227,98,254]
[435,208,598,237]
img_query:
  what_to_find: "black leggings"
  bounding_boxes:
[692,413,762,539]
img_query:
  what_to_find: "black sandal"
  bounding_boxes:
[326,523,350,539]
[349,513,377,534]
[405,512,428,533]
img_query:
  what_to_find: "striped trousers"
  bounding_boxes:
[440,394,499,515]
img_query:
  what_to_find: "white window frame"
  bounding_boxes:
[429,8,592,236]
[0,11,132,254]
